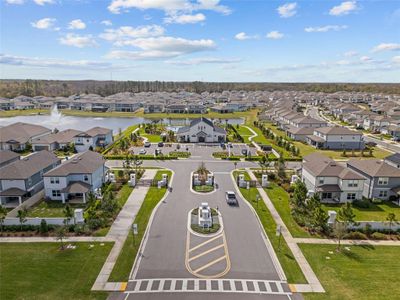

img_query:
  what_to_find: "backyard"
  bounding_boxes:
[0,242,113,300]
[301,244,400,300]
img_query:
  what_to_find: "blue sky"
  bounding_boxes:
[1,0,399,82]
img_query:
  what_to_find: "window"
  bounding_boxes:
[84,175,89,181]
[50,177,59,184]
[318,177,325,185]
[379,190,388,198]
[348,180,358,187]
[322,192,332,199]
[347,193,356,200]
[378,177,388,185]
[52,190,61,197]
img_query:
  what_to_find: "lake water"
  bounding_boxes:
[0,114,244,132]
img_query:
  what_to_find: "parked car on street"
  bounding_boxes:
[139,149,146,155]
[144,142,151,147]
[158,142,164,147]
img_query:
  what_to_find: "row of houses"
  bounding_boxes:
[0,122,113,152]
[301,152,400,203]
[266,105,365,150]
[0,150,106,206]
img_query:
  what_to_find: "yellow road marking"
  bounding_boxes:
[188,234,223,253]
[188,244,224,262]
[120,282,127,291]
[193,255,227,273]
[288,284,297,293]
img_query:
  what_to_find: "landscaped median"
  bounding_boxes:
[104,152,190,160]
[0,242,113,300]
[232,170,307,283]
[108,170,172,282]
[300,244,400,300]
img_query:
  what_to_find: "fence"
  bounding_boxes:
[4,217,68,226]
[350,221,400,231]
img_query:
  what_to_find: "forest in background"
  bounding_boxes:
[0,79,399,98]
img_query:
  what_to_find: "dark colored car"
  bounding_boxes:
[158,142,164,147]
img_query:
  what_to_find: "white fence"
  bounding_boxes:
[350,221,400,231]
[4,217,69,226]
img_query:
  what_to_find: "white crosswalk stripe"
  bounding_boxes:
[126,278,291,295]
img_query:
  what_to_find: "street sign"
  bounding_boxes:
[132,223,138,235]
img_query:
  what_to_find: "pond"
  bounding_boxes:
[0,112,244,132]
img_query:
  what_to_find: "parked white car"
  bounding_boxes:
[139,149,146,155]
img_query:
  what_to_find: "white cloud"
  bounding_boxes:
[100,25,165,42]
[101,20,113,26]
[344,50,358,57]
[277,2,297,18]
[166,57,241,65]
[5,0,24,4]
[329,1,358,16]
[59,33,98,48]
[34,0,54,5]
[305,25,348,33]
[107,0,230,15]
[31,18,57,30]
[360,56,373,62]
[266,31,284,39]
[234,32,258,40]
[372,43,400,52]
[164,13,206,24]
[68,19,86,30]
[393,56,400,63]
[0,54,112,70]
[106,36,216,60]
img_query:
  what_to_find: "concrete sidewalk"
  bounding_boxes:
[92,170,157,291]
[0,236,113,243]
[248,170,325,293]
[294,237,400,246]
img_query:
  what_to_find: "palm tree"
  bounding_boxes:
[0,205,7,233]
[17,208,28,231]
[386,213,398,238]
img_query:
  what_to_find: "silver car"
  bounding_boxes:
[225,191,238,205]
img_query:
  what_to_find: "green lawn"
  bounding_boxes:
[236,126,254,143]
[138,127,163,143]
[116,184,133,207]
[27,201,86,218]
[193,185,214,193]
[0,242,113,300]
[264,182,314,238]
[322,202,400,221]
[301,244,400,300]
[109,170,172,282]
[233,171,307,283]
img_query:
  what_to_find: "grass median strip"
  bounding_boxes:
[233,171,307,283]
[301,244,400,300]
[109,170,172,282]
[0,242,113,300]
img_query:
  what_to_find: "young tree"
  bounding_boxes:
[333,221,347,252]
[292,180,308,210]
[56,226,67,250]
[133,156,143,175]
[63,204,74,226]
[17,208,28,231]
[0,205,7,233]
[258,154,270,174]
[275,155,286,181]
[337,202,356,226]
[39,219,49,235]
[386,213,398,238]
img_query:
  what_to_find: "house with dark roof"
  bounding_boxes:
[306,126,365,150]
[301,153,365,203]
[176,117,226,143]
[347,159,400,200]
[0,122,51,151]
[32,129,82,151]
[0,150,20,168]
[385,153,400,169]
[0,151,60,206]
[73,127,113,152]
[43,151,106,203]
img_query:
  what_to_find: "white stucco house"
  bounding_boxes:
[176,117,226,143]
[73,127,113,152]
[43,151,106,203]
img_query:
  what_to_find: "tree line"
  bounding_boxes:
[1,79,399,98]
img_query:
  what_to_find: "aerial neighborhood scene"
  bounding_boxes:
[1,1,400,300]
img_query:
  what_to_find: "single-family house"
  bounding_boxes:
[43,151,106,203]
[347,159,400,200]
[0,151,60,206]
[301,153,365,203]
[385,153,400,169]
[32,129,82,151]
[306,126,364,150]
[0,150,20,168]
[73,127,113,152]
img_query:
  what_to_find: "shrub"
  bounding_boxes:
[268,173,276,181]
[371,232,387,240]
[344,231,367,240]
[39,219,49,235]
[372,198,383,204]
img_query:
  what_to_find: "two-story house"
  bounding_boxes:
[43,151,106,203]
[347,159,400,200]
[73,127,113,152]
[306,126,364,150]
[0,150,20,168]
[0,151,60,206]
[301,153,365,203]
[177,117,226,143]
[32,129,82,151]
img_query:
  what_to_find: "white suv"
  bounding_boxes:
[225,191,237,205]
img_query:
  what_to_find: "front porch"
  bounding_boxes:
[60,181,91,204]
[0,188,28,208]
[306,135,325,149]
[316,185,341,203]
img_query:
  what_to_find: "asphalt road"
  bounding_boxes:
[106,151,300,299]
